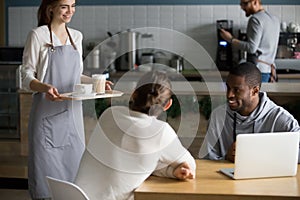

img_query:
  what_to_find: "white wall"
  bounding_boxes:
[8,5,300,62]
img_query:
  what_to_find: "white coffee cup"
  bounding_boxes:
[74,84,93,95]
[281,21,287,32]
[92,74,106,94]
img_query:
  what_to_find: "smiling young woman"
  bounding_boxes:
[50,0,76,25]
[21,0,86,199]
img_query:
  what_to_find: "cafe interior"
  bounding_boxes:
[1,0,300,199]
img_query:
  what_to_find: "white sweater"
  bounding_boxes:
[75,106,196,200]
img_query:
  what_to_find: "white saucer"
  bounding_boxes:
[71,92,97,97]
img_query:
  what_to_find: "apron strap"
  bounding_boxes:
[48,24,55,51]
[47,25,77,51]
[65,26,77,50]
[257,59,272,66]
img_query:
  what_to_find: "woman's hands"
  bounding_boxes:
[105,80,114,90]
[45,84,62,101]
[30,79,62,101]
[81,74,114,91]
[173,162,195,180]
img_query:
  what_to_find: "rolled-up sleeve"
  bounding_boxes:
[21,29,49,91]
[238,17,262,54]
[152,124,196,178]
[21,30,41,91]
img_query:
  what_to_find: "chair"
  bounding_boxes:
[46,176,90,200]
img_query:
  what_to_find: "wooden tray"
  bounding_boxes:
[60,90,123,100]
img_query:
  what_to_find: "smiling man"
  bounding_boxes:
[220,0,280,82]
[199,62,300,163]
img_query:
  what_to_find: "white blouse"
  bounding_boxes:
[21,25,83,91]
[75,106,196,200]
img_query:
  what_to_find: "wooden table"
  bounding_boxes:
[134,159,300,200]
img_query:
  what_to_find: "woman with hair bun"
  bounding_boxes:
[75,70,196,200]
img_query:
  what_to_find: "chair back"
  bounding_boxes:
[46,176,90,200]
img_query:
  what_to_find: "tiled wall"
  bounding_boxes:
[8,5,300,60]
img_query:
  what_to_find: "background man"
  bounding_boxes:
[220,0,280,82]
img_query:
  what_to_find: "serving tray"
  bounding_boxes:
[60,90,123,100]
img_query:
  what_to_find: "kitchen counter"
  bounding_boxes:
[275,58,300,71]
[109,69,300,82]
[109,70,227,82]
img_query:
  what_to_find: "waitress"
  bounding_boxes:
[21,0,102,199]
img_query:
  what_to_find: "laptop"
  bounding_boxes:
[220,132,299,180]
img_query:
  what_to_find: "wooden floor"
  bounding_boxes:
[0,140,28,179]
[0,139,27,179]
[0,189,31,200]
[0,139,30,199]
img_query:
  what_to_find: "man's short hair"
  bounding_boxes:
[229,62,262,88]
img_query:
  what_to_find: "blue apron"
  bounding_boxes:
[28,28,85,199]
